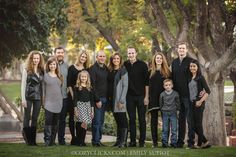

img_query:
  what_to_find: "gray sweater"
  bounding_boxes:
[43,73,63,113]
[159,90,180,113]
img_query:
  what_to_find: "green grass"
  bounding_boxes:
[0,143,235,157]
[0,81,21,103]
[225,80,233,86]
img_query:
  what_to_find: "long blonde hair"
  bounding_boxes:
[150,52,171,78]
[75,70,92,91]
[26,50,45,74]
[75,50,90,69]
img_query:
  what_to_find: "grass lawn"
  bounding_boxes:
[225,80,233,86]
[0,143,235,157]
[0,81,21,103]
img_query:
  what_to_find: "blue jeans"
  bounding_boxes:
[162,112,177,146]
[92,97,107,144]
[177,97,195,146]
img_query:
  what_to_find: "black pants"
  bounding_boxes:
[126,94,146,144]
[75,122,86,145]
[23,100,41,128]
[177,97,195,146]
[45,109,59,126]
[58,98,68,142]
[113,112,128,129]
[192,103,207,146]
[68,94,75,138]
[150,109,159,144]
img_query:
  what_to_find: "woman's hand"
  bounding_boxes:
[117,103,125,110]
[22,101,27,108]
[195,101,202,107]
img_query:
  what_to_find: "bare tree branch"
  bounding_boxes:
[210,39,236,75]
[147,0,176,47]
[79,0,119,51]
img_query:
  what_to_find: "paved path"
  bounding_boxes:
[0,127,116,143]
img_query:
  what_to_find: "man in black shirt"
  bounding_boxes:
[171,42,194,148]
[89,50,109,147]
[124,46,149,147]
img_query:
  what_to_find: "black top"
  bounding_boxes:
[89,62,109,98]
[124,60,149,96]
[25,72,44,101]
[107,70,118,100]
[192,75,211,101]
[73,87,98,107]
[171,56,193,98]
[67,65,84,88]
[148,70,167,111]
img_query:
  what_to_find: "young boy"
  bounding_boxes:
[159,79,180,148]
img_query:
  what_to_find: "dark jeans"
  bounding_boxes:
[150,109,160,144]
[192,103,207,146]
[68,94,75,138]
[45,109,59,126]
[177,97,195,146]
[58,98,68,142]
[113,112,128,129]
[92,97,107,144]
[162,112,177,146]
[126,94,146,144]
[23,100,41,128]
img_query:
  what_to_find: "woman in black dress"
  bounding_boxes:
[67,50,90,145]
[148,52,171,147]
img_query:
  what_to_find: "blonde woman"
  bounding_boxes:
[67,50,90,145]
[21,50,45,145]
[148,52,171,147]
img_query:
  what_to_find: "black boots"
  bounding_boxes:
[22,127,37,146]
[113,128,121,147]
[151,125,158,147]
[117,128,127,148]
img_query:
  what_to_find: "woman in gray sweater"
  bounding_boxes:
[43,57,63,146]
[107,53,128,148]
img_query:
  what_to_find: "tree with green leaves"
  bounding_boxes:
[0,0,68,68]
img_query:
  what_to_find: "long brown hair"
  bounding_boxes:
[150,52,171,78]
[26,50,45,74]
[45,57,63,82]
[108,52,123,71]
[75,50,90,69]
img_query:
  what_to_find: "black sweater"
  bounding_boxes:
[124,60,149,96]
[192,75,211,102]
[171,56,193,98]
[89,62,109,98]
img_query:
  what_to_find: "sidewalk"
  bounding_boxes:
[0,127,116,143]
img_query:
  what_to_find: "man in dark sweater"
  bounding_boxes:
[89,50,109,147]
[171,42,194,148]
[124,46,149,147]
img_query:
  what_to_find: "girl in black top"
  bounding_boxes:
[74,70,98,146]
[67,50,90,145]
[21,50,45,145]
[188,59,211,148]
[148,52,171,147]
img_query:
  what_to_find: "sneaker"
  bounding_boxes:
[201,141,211,149]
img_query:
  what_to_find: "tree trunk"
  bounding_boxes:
[203,73,227,146]
[229,67,236,102]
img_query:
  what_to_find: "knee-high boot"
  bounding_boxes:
[113,128,121,147]
[31,126,37,146]
[151,125,158,147]
[22,127,31,145]
[50,125,58,146]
